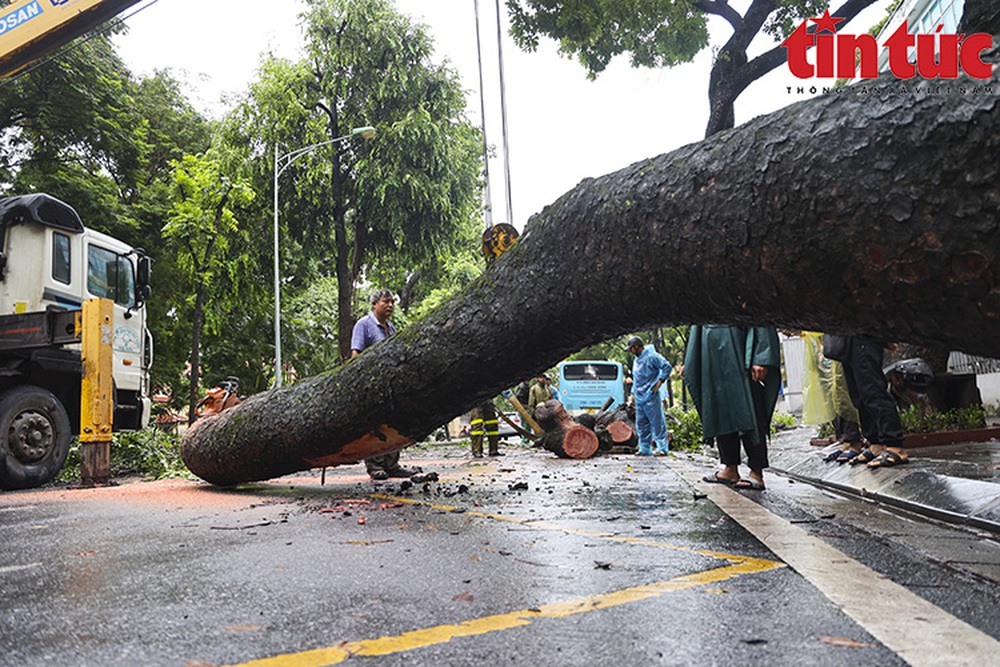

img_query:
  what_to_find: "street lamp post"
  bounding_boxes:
[272,125,375,388]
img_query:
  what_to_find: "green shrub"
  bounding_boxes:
[57,429,192,484]
[898,405,987,434]
[816,421,836,438]
[666,405,703,452]
[771,411,797,432]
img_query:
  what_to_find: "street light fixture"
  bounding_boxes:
[272,125,376,388]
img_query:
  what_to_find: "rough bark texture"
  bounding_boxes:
[183,64,1000,486]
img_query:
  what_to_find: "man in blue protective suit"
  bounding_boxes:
[627,336,672,456]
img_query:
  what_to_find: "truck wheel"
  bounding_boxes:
[0,386,72,490]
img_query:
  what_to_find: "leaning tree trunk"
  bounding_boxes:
[182,62,1000,486]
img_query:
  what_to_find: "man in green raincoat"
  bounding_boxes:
[683,325,781,490]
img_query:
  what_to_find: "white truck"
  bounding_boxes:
[0,193,152,489]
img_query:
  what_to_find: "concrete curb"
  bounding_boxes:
[769,447,1000,534]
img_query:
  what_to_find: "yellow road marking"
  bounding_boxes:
[371,493,781,566]
[225,492,784,666]
[229,558,782,667]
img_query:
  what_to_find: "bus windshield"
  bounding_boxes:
[557,361,625,415]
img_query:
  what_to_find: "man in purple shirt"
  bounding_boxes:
[351,289,419,480]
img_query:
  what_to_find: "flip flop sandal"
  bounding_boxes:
[849,448,878,465]
[734,477,765,490]
[822,449,843,462]
[702,472,735,486]
[868,450,910,468]
[835,449,860,464]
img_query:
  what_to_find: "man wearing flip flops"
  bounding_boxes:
[684,325,782,490]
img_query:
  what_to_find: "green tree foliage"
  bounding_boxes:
[285,276,343,377]
[506,0,878,136]
[400,248,484,323]
[163,152,255,421]
[127,71,214,403]
[506,0,710,74]
[221,0,483,365]
[0,29,215,407]
[0,27,148,237]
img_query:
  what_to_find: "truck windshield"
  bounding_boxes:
[87,244,135,308]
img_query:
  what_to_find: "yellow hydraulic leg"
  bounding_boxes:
[79,298,114,485]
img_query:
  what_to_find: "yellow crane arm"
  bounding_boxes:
[0,0,143,80]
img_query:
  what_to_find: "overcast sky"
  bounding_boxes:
[115,0,890,230]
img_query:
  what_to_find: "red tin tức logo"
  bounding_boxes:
[782,9,994,80]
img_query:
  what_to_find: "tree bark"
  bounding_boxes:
[182,64,1000,486]
[187,280,205,425]
[532,399,601,458]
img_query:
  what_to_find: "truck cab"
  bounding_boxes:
[0,193,152,488]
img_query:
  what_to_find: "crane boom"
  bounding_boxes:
[0,0,143,80]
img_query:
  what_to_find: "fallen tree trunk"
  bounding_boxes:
[183,64,1000,485]
[533,399,601,459]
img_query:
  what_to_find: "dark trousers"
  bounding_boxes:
[717,377,770,472]
[833,415,861,444]
[842,336,904,448]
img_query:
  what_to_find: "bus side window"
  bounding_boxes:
[53,233,71,284]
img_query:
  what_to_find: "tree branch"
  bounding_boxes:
[694,0,743,33]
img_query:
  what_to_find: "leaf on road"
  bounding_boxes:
[224,625,262,632]
[701,587,729,595]
[819,636,871,648]
[452,590,475,602]
[345,539,394,546]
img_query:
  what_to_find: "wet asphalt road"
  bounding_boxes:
[1,442,999,666]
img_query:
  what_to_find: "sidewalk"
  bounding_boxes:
[767,426,1000,534]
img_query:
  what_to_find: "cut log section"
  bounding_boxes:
[534,399,625,459]
[561,425,599,459]
[605,420,634,445]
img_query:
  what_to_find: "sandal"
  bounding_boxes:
[734,477,765,490]
[702,472,736,486]
[849,448,879,465]
[822,448,843,462]
[835,449,860,464]
[867,449,909,468]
